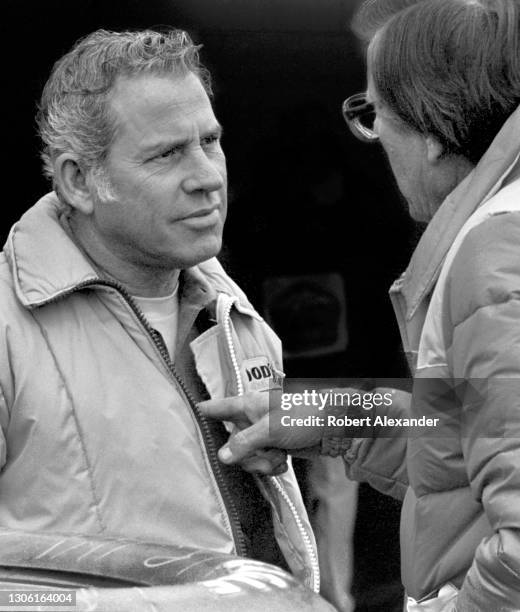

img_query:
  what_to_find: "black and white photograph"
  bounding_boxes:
[1,0,519,610]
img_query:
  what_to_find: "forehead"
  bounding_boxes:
[365,32,379,74]
[108,72,216,148]
[365,35,381,99]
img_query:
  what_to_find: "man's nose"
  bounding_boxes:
[182,149,225,193]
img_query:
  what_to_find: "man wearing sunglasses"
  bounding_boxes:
[201,0,520,610]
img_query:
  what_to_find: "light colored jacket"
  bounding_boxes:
[0,194,319,592]
[345,106,520,610]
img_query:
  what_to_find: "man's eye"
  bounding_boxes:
[157,146,182,159]
[201,134,220,147]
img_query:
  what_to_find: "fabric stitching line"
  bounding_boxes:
[452,295,520,332]
[8,227,24,293]
[0,381,9,417]
[0,382,8,468]
[31,314,107,532]
[414,481,470,500]
[497,535,520,581]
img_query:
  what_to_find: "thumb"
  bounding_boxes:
[218,420,268,464]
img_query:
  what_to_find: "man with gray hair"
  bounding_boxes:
[0,28,318,591]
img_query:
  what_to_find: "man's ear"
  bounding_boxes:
[425,135,445,165]
[53,154,95,215]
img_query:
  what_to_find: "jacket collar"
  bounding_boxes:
[4,192,251,311]
[4,193,98,308]
[395,105,520,320]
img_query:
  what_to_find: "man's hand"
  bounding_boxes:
[198,391,323,472]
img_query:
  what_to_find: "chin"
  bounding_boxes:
[177,239,223,269]
[408,202,433,224]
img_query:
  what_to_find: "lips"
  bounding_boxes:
[182,205,220,220]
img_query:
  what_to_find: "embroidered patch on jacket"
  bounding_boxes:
[241,356,282,392]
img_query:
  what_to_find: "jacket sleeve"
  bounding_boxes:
[342,388,410,501]
[447,214,520,611]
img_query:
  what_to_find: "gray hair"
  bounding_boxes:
[37,28,212,185]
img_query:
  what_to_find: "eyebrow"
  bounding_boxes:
[141,123,224,156]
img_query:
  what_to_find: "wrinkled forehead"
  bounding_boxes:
[109,71,212,133]
[109,70,206,109]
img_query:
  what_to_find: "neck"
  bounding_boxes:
[430,155,475,219]
[68,216,180,298]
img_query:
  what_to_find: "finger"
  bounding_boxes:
[198,392,268,423]
[218,419,270,464]
[255,448,287,466]
[224,443,286,474]
[272,462,289,475]
[226,418,255,432]
[241,448,288,474]
[240,456,288,475]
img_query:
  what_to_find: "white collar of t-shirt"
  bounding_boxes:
[133,283,180,360]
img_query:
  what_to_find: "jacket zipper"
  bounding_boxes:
[42,279,248,558]
[221,297,321,593]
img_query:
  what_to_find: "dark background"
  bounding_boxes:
[3,1,418,610]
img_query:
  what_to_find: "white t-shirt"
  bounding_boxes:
[133,284,180,360]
